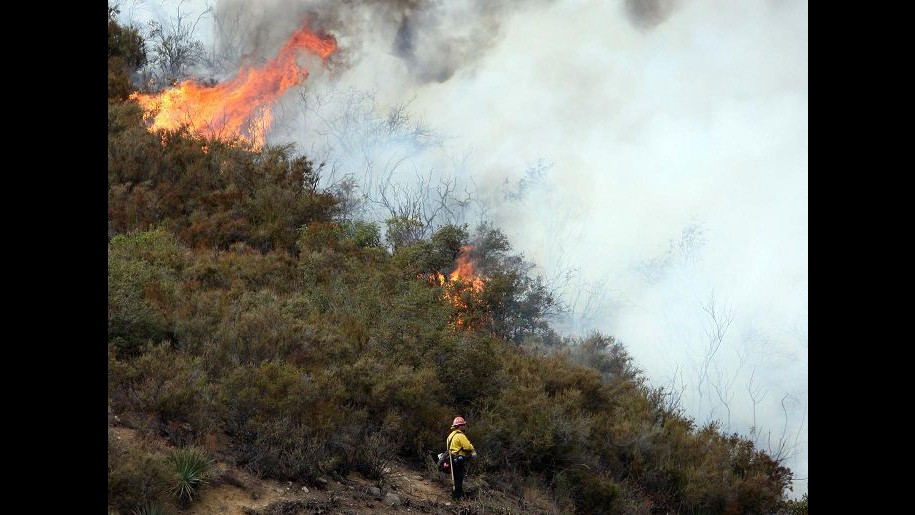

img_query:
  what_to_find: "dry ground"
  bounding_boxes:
[109,421,561,514]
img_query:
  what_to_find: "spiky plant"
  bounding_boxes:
[166,446,212,504]
[131,502,171,515]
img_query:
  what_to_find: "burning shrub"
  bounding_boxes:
[131,23,336,150]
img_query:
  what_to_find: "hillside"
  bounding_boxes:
[108,6,806,514]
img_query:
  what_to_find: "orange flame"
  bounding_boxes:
[426,245,486,330]
[130,24,337,149]
[445,244,484,292]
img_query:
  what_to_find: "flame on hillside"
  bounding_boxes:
[427,244,486,330]
[130,24,337,150]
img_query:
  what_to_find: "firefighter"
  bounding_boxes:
[447,416,477,501]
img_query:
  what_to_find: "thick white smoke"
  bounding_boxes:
[117,0,808,499]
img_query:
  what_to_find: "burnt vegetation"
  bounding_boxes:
[108,8,807,515]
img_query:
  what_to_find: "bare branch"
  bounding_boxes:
[694,293,734,419]
[143,0,212,88]
[745,366,767,431]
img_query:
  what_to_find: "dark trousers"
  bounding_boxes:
[451,455,467,500]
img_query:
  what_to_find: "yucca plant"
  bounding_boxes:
[131,502,171,515]
[166,446,212,504]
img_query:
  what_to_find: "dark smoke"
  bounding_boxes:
[393,13,459,83]
[213,0,552,85]
[624,0,679,29]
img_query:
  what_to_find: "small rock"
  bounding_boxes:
[369,487,381,498]
[316,477,329,485]
[301,486,309,493]
[383,493,401,506]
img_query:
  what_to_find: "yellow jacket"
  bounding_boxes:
[448,429,475,457]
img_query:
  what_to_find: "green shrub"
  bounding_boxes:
[108,5,146,100]
[108,342,216,442]
[347,361,451,454]
[778,493,808,515]
[232,403,365,482]
[554,468,622,514]
[207,289,311,366]
[432,335,502,407]
[216,361,355,479]
[108,231,184,358]
[240,417,320,479]
[297,221,342,252]
[108,432,173,512]
[566,332,643,386]
[218,361,314,431]
[337,219,383,249]
[385,216,425,251]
